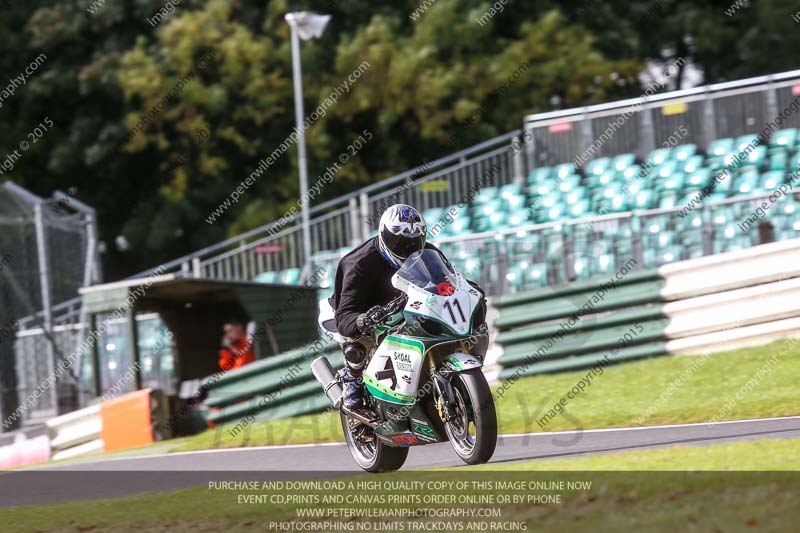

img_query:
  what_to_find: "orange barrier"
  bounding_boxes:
[100,389,154,452]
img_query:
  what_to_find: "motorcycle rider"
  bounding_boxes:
[318,204,486,411]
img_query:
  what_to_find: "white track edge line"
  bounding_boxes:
[43,414,800,467]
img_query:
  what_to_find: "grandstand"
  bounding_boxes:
[296,128,800,300]
[250,69,800,299]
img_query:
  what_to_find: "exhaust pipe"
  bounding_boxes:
[311,356,343,408]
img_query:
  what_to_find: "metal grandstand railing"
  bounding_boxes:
[16,69,800,314]
[175,129,527,281]
[26,69,795,296]
[523,69,800,168]
[15,130,526,317]
[174,68,800,284]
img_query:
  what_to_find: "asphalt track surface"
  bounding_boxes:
[2,415,798,507]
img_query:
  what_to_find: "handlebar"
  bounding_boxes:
[364,294,408,328]
[385,293,409,316]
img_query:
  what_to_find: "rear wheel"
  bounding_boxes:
[341,413,408,473]
[444,369,497,465]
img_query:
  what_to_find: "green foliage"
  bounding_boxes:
[0,0,798,279]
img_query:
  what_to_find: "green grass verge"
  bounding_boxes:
[4,438,798,532]
[170,339,800,452]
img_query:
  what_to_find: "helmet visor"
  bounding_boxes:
[381,229,426,262]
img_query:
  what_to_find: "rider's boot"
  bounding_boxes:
[342,342,367,411]
[342,369,364,411]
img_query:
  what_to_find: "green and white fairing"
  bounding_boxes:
[363,249,483,406]
[363,336,424,405]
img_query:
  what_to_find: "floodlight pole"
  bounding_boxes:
[287,16,312,265]
[285,12,330,267]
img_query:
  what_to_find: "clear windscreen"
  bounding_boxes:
[396,249,457,295]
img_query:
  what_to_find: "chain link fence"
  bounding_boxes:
[0,182,99,430]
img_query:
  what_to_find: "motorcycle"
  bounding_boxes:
[311,249,497,472]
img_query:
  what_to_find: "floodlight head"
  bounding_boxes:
[285,12,331,40]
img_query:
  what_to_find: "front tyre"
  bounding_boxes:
[444,369,497,465]
[341,413,408,473]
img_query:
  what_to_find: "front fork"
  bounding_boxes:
[428,353,459,423]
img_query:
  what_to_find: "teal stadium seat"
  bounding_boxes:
[279,268,301,284]
[568,199,591,218]
[528,166,552,185]
[544,205,566,222]
[423,207,444,224]
[630,190,655,210]
[612,153,636,172]
[476,199,503,218]
[681,155,704,174]
[472,187,498,205]
[646,148,671,166]
[685,168,711,189]
[585,157,610,177]
[622,165,644,182]
[506,210,531,228]
[790,151,800,172]
[556,174,580,193]
[523,263,547,288]
[593,170,616,188]
[742,145,767,168]
[504,265,526,291]
[768,149,788,171]
[655,160,679,180]
[735,134,760,152]
[672,144,697,161]
[708,138,734,158]
[659,173,685,193]
[734,169,760,195]
[760,171,783,190]
[563,189,586,206]
[255,271,278,283]
[771,129,798,150]
[553,163,577,180]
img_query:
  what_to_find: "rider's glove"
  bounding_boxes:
[356,305,383,335]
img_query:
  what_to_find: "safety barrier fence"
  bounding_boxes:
[202,339,339,426]
[0,388,161,468]
[494,238,800,379]
[46,404,103,461]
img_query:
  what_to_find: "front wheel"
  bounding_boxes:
[341,413,408,473]
[444,369,497,465]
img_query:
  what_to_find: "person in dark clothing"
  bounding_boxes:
[330,232,439,339]
[318,204,486,411]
